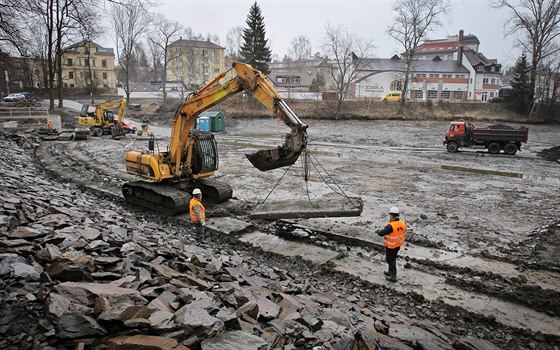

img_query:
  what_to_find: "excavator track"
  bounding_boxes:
[122,181,191,215]
[198,178,233,204]
[122,179,233,215]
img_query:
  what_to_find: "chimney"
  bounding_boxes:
[458,46,463,66]
[459,30,464,41]
[180,36,183,41]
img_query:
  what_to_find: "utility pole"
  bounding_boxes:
[5,70,9,94]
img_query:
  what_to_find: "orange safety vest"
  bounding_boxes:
[384,220,406,249]
[189,198,205,223]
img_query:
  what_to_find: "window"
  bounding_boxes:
[416,73,427,78]
[214,57,220,64]
[67,58,73,66]
[440,91,450,99]
[470,78,472,83]
[447,54,453,60]
[203,66,209,74]
[277,77,287,84]
[427,90,438,100]
[413,90,423,98]
[481,92,488,101]
[64,83,68,88]
[203,57,209,63]
[491,66,496,72]
[455,91,464,100]
[429,73,440,78]
[202,49,208,57]
[490,92,494,98]
[290,77,300,84]
[176,47,180,53]
[92,59,96,67]
[483,78,489,84]
[68,71,74,79]
[79,59,82,66]
[102,60,107,68]
[70,84,75,88]
[390,80,403,91]
[214,68,220,73]
[477,66,483,72]
[491,78,496,84]
[102,72,107,80]
[85,58,89,66]
[442,74,452,78]
[455,74,465,79]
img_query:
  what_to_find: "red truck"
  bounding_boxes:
[444,120,528,155]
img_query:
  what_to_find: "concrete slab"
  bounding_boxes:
[250,197,363,220]
[206,217,253,235]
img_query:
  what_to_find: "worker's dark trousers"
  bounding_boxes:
[193,223,205,235]
[385,247,400,276]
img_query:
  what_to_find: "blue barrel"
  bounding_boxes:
[198,117,211,132]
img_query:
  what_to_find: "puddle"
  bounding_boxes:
[240,231,560,336]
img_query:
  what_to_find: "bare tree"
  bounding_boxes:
[494,0,560,114]
[146,39,163,81]
[225,26,244,60]
[387,0,450,114]
[288,35,312,61]
[28,0,96,111]
[149,13,183,107]
[112,0,152,101]
[0,0,30,55]
[322,24,374,116]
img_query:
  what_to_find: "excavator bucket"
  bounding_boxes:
[246,148,303,172]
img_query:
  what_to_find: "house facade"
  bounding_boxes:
[62,41,117,90]
[166,38,225,88]
[354,56,470,101]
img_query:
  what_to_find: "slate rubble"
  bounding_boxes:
[0,132,505,349]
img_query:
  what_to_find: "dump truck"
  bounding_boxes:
[444,120,528,155]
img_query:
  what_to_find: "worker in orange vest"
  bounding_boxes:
[376,207,406,282]
[189,188,206,235]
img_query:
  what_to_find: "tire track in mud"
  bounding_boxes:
[36,138,560,340]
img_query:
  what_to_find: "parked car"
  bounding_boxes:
[3,93,26,102]
[19,92,32,100]
[382,90,402,102]
[489,96,504,103]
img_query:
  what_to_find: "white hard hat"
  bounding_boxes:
[192,188,202,195]
[389,207,400,214]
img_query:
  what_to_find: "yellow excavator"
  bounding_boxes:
[78,98,127,137]
[122,62,308,214]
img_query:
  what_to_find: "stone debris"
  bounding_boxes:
[0,131,514,349]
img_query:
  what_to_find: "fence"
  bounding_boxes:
[0,107,61,130]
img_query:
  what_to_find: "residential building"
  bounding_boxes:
[353,30,502,102]
[62,40,117,90]
[354,55,470,101]
[166,38,225,88]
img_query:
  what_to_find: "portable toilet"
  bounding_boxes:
[198,116,211,132]
[200,111,225,132]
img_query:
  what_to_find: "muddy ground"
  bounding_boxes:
[28,110,560,349]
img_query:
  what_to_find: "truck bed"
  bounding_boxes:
[472,128,528,142]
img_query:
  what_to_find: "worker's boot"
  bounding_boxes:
[383,271,391,277]
[385,274,397,282]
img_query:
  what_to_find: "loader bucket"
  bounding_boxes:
[246,147,302,172]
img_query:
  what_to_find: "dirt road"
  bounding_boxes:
[35,117,560,348]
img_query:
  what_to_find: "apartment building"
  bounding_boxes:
[62,41,117,90]
[166,38,225,88]
[354,56,471,101]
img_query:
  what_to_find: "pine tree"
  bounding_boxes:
[507,53,532,115]
[239,2,272,74]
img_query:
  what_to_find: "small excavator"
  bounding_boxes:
[122,62,308,214]
[78,98,127,137]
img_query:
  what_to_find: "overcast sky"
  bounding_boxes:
[117,0,521,67]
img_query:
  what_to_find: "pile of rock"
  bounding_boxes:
[0,133,502,350]
[537,145,560,162]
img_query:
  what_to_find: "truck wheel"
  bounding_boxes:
[446,142,459,153]
[92,127,103,137]
[504,143,518,155]
[488,143,501,154]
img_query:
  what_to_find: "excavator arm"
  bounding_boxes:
[168,62,308,176]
